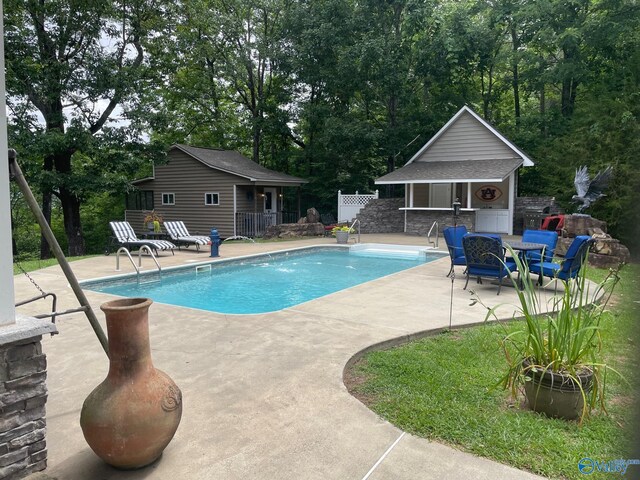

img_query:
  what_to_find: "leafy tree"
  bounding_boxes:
[5,0,168,257]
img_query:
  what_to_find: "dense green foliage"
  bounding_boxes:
[348,265,639,479]
[6,0,640,258]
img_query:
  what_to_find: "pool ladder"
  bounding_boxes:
[116,246,162,280]
[427,221,439,248]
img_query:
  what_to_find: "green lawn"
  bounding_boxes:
[347,265,639,479]
[13,255,97,275]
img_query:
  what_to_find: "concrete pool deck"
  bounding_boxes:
[15,234,560,480]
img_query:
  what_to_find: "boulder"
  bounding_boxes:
[555,236,629,269]
[306,207,320,224]
[563,214,606,237]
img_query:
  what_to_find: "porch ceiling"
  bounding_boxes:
[375,158,522,184]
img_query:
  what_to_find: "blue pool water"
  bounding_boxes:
[85,248,441,314]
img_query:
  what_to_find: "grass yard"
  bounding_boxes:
[13,256,96,275]
[345,265,639,479]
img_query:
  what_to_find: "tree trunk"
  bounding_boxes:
[39,191,52,259]
[252,117,261,164]
[561,46,579,117]
[510,26,520,124]
[53,150,85,256]
[60,187,85,256]
[39,154,54,259]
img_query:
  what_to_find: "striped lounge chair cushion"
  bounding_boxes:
[109,221,176,250]
[164,221,210,245]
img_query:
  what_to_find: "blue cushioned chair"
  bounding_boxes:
[529,235,593,284]
[521,229,558,263]
[443,225,468,277]
[462,234,517,295]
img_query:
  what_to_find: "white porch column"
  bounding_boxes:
[466,182,472,209]
[508,172,515,235]
[0,4,16,326]
[409,183,414,208]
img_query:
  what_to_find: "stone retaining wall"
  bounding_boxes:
[356,198,405,233]
[405,211,475,236]
[263,222,324,239]
[0,336,48,480]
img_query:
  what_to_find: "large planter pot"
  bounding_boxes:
[523,359,593,420]
[335,231,350,244]
[80,298,182,469]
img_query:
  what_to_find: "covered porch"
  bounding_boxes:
[233,185,301,237]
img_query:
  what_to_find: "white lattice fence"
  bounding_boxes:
[337,190,379,222]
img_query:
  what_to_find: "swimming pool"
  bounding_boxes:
[84,247,443,314]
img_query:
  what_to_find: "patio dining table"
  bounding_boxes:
[506,241,547,287]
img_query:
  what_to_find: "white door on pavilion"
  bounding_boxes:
[429,184,452,208]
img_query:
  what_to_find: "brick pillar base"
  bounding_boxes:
[0,317,57,480]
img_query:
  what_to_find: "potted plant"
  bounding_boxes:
[143,210,163,233]
[332,225,353,244]
[476,249,622,423]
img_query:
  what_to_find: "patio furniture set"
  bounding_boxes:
[106,221,210,256]
[444,225,594,294]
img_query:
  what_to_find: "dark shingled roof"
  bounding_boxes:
[173,144,307,185]
[376,158,523,184]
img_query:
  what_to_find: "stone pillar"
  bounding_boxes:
[0,317,57,480]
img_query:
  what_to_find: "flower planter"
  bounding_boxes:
[523,359,593,420]
[335,231,350,244]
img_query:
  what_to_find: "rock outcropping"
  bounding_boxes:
[558,214,630,268]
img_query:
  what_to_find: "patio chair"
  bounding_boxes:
[320,213,337,237]
[529,235,594,284]
[462,234,517,295]
[443,225,468,277]
[521,229,558,263]
[164,221,211,251]
[109,221,175,256]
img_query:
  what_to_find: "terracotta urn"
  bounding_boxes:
[80,298,182,469]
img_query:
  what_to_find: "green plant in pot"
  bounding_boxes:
[475,249,622,423]
[332,225,353,244]
[144,210,163,233]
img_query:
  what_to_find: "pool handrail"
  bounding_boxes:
[427,221,439,248]
[138,245,162,273]
[116,247,139,274]
[349,218,361,243]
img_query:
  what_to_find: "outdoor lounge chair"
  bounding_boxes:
[529,235,593,284]
[521,229,558,263]
[462,234,517,295]
[443,225,468,277]
[109,221,175,256]
[164,221,211,251]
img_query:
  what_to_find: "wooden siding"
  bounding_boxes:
[137,150,253,237]
[415,111,516,163]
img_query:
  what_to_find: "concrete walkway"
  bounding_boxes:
[16,234,553,480]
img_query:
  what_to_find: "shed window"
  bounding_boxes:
[162,193,175,205]
[126,190,154,210]
[204,193,220,205]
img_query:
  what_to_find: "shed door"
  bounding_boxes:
[264,188,277,214]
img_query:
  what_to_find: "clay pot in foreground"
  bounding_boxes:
[80,298,182,469]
